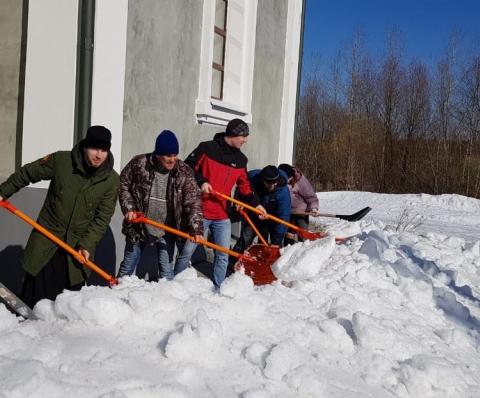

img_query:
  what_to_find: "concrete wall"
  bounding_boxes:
[0,0,300,175]
[90,0,128,173]
[0,0,24,175]
[247,0,288,168]
[122,0,211,166]
[22,0,79,178]
[0,1,128,183]
[121,0,296,171]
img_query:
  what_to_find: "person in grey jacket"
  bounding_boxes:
[278,164,319,246]
[117,130,203,280]
[0,126,120,307]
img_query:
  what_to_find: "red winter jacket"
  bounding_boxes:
[185,133,260,220]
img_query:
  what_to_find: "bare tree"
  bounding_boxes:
[296,23,480,199]
[399,60,432,191]
[430,30,462,193]
[377,26,406,191]
[456,55,480,196]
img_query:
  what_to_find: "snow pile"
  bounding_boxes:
[1,191,480,397]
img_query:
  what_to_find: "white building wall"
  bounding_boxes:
[278,0,303,165]
[22,0,79,187]
[22,0,128,185]
[91,0,128,173]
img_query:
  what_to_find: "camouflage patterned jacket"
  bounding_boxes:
[118,153,203,247]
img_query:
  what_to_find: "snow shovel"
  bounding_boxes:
[235,207,279,284]
[0,200,118,287]
[130,213,281,285]
[292,206,371,222]
[211,190,344,242]
[0,281,37,320]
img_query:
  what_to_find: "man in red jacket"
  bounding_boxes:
[185,119,266,289]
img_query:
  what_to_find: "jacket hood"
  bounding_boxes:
[214,132,240,153]
[249,169,288,192]
[293,166,303,181]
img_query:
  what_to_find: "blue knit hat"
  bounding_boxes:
[154,130,179,155]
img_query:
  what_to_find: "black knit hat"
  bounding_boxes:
[261,165,280,183]
[226,118,249,137]
[278,163,294,178]
[81,126,112,150]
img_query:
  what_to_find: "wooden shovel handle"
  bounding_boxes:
[291,211,323,217]
[211,191,343,242]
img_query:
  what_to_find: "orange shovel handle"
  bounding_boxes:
[0,200,118,286]
[212,190,301,232]
[130,213,252,262]
[211,190,343,242]
[237,207,269,246]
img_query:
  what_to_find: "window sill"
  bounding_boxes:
[196,99,252,126]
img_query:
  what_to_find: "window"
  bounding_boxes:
[196,0,258,126]
[212,0,227,100]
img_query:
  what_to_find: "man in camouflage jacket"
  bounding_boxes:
[118,130,203,280]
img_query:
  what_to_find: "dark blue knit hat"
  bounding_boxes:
[154,130,179,155]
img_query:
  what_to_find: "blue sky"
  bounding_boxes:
[302,0,480,67]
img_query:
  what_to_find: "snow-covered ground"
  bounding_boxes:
[1,191,480,397]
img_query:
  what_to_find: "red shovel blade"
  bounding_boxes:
[296,229,329,240]
[296,229,345,242]
[234,244,281,285]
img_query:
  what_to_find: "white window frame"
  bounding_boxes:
[196,0,257,126]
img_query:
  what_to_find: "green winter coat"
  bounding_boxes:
[0,144,120,285]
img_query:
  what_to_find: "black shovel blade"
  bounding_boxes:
[337,206,372,222]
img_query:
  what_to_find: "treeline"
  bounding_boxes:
[295,28,480,198]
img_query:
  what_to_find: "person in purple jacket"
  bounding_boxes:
[278,164,319,246]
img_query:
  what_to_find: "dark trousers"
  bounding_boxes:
[229,217,284,272]
[231,217,281,254]
[229,220,257,272]
[21,250,84,308]
[284,214,309,246]
[231,222,256,254]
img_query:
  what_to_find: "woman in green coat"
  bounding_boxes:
[0,126,120,308]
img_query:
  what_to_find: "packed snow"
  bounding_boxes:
[1,191,480,397]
